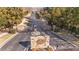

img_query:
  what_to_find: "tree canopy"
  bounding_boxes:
[38,7,79,35]
[0,7,28,29]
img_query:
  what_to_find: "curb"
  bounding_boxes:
[0,33,8,38]
[0,33,18,48]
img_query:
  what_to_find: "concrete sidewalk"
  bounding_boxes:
[0,33,18,48]
[0,33,8,38]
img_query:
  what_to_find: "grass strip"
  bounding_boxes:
[0,34,13,44]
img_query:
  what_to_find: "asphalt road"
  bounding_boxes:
[0,14,37,51]
[0,32,31,51]
[0,13,79,51]
[31,16,79,51]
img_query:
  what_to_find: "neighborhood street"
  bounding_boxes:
[0,12,79,51]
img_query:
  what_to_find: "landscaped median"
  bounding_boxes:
[0,33,18,48]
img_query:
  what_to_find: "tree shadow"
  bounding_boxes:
[19,41,30,48]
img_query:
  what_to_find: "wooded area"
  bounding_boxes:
[37,7,79,35]
[0,7,28,33]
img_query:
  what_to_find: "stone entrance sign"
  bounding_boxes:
[31,35,50,49]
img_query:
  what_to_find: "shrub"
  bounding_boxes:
[8,29,16,34]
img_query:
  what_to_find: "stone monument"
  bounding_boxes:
[30,27,55,51]
[31,35,50,49]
